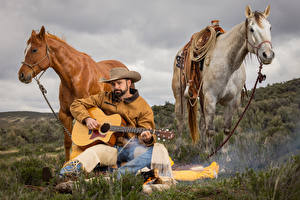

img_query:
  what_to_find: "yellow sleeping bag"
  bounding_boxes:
[172,161,219,181]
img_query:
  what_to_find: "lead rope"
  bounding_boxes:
[207,20,270,159]
[22,43,72,139]
[207,62,265,159]
[34,77,72,139]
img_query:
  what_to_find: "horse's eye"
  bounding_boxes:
[250,28,254,33]
[270,26,272,31]
[32,48,38,53]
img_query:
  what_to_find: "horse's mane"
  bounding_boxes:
[46,33,67,44]
[26,31,67,45]
[254,11,265,28]
[45,32,90,56]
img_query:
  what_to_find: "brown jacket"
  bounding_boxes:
[70,88,156,146]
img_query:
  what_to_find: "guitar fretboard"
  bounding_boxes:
[109,126,155,135]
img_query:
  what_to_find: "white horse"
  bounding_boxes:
[172,5,274,145]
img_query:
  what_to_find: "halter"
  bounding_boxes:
[245,18,273,64]
[21,43,52,81]
[21,42,72,139]
[207,18,273,159]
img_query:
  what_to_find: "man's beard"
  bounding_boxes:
[113,85,128,99]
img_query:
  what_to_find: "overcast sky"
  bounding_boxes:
[1,0,300,112]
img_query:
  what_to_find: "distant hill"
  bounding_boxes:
[0,111,55,129]
[0,78,299,160]
[151,78,300,166]
[0,111,54,118]
[1,78,300,200]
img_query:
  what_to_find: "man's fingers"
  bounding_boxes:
[92,121,99,129]
[95,121,100,128]
[87,119,99,130]
[88,123,95,130]
[141,131,152,142]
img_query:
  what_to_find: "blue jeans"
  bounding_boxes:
[116,139,153,177]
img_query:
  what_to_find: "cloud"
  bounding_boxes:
[1,0,300,112]
[245,37,300,89]
[0,74,60,112]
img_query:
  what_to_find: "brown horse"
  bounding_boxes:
[18,26,127,161]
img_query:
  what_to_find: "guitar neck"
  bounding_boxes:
[109,126,155,135]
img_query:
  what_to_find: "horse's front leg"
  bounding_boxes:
[204,94,217,137]
[223,104,234,136]
[204,93,217,151]
[223,92,241,135]
[198,106,206,145]
[59,109,73,161]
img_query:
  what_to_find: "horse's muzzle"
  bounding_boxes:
[18,72,32,83]
[260,49,275,65]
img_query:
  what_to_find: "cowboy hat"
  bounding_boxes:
[99,67,141,83]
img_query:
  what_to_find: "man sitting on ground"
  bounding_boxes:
[59,67,171,178]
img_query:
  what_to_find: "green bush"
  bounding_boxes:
[225,156,300,199]
[19,166,43,185]
[12,157,44,186]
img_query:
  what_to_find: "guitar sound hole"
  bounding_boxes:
[100,123,110,133]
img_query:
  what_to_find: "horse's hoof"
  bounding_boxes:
[204,144,211,154]
[226,154,231,162]
[206,130,215,137]
[204,149,210,155]
[224,129,231,135]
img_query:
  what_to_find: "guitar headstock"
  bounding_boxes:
[155,129,175,140]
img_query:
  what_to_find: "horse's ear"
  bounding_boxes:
[30,30,38,43]
[38,26,46,41]
[245,5,253,18]
[31,30,36,37]
[263,5,270,18]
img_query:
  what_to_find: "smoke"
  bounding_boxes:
[211,128,300,176]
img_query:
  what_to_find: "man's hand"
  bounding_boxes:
[85,117,100,130]
[140,131,152,143]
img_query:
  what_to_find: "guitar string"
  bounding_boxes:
[107,125,174,139]
[110,126,154,135]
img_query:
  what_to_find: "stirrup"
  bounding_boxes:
[184,84,191,98]
[59,160,82,177]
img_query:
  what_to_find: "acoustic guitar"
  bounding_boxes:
[72,107,175,147]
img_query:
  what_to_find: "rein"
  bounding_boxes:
[21,44,72,139]
[21,44,51,78]
[207,20,271,159]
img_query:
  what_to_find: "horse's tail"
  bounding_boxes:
[187,100,199,144]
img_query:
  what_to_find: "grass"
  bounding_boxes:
[0,143,299,199]
[1,78,300,199]
[0,118,299,199]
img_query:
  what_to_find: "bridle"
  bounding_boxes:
[21,42,72,139]
[207,17,273,159]
[21,43,52,81]
[245,18,273,64]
